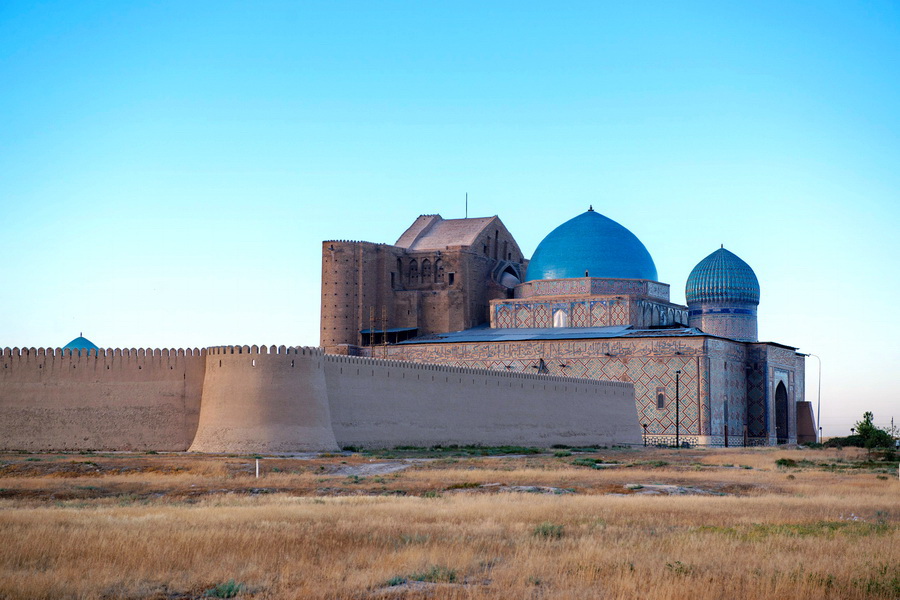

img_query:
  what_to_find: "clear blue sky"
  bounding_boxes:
[2,1,898,435]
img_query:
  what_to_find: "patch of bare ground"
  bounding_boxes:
[0,446,897,599]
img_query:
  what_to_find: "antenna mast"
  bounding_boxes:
[465,192,468,219]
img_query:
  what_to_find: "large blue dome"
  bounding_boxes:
[686,247,760,305]
[525,208,658,281]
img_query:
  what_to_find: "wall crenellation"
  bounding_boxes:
[205,345,324,356]
[1,347,207,358]
[1,347,209,362]
[2,341,638,452]
[323,239,391,246]
[3,344,629,389]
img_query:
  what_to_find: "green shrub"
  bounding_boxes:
[446,482,479,489]
[666,561,692,575]
[631,460,668,468]
[533,522,564,539]
[412,565,457,583]
[204,579,244,598]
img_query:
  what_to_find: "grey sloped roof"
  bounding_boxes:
[395,215,496,251]
[398,324,705,344]
[398,324,799,349]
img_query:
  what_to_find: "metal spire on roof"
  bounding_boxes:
[588,205,594,211]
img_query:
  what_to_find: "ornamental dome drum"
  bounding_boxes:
[685,247,759,342]
[525,207,658,282]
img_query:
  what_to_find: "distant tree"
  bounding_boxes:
[852,412,893,449]
[824,411,894,450]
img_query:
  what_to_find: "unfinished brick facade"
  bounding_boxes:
[321,215,526,353]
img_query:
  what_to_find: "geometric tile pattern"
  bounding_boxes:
[533,303,551,328]
[590,301,608,326]
[491,297,682,329]
[384,336,805,447]
[387,340,701,436]
[514,278,670,302]
[528,279,590,296]
[571,302,589,327]
[516,305,532,328]
[495,304,514,328]
[611,301,628,325]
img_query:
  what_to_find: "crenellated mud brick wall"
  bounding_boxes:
[0,344,640,452]
[0,346,205,451]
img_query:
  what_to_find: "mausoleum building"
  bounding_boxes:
[324,207,815,446]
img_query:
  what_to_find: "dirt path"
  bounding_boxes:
[330,459,434,477]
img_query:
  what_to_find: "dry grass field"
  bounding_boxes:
[0,445,897,599]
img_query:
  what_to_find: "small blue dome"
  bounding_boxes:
[63,335,99,351]
[686,248,760,305]
[525,208,658,281]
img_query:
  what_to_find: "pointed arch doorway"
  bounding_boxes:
[775,381,789,444]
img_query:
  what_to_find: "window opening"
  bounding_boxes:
[552,308,569,328]
[435,259,444,282]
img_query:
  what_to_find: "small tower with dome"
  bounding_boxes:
[685,247,760,342]
[63,333,100,352]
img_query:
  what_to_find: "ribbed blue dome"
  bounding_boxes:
[525,208,658,281]
[63,335,99,351]
[686,248,760,305]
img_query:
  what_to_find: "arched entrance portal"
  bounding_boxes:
[774,381,789,444]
